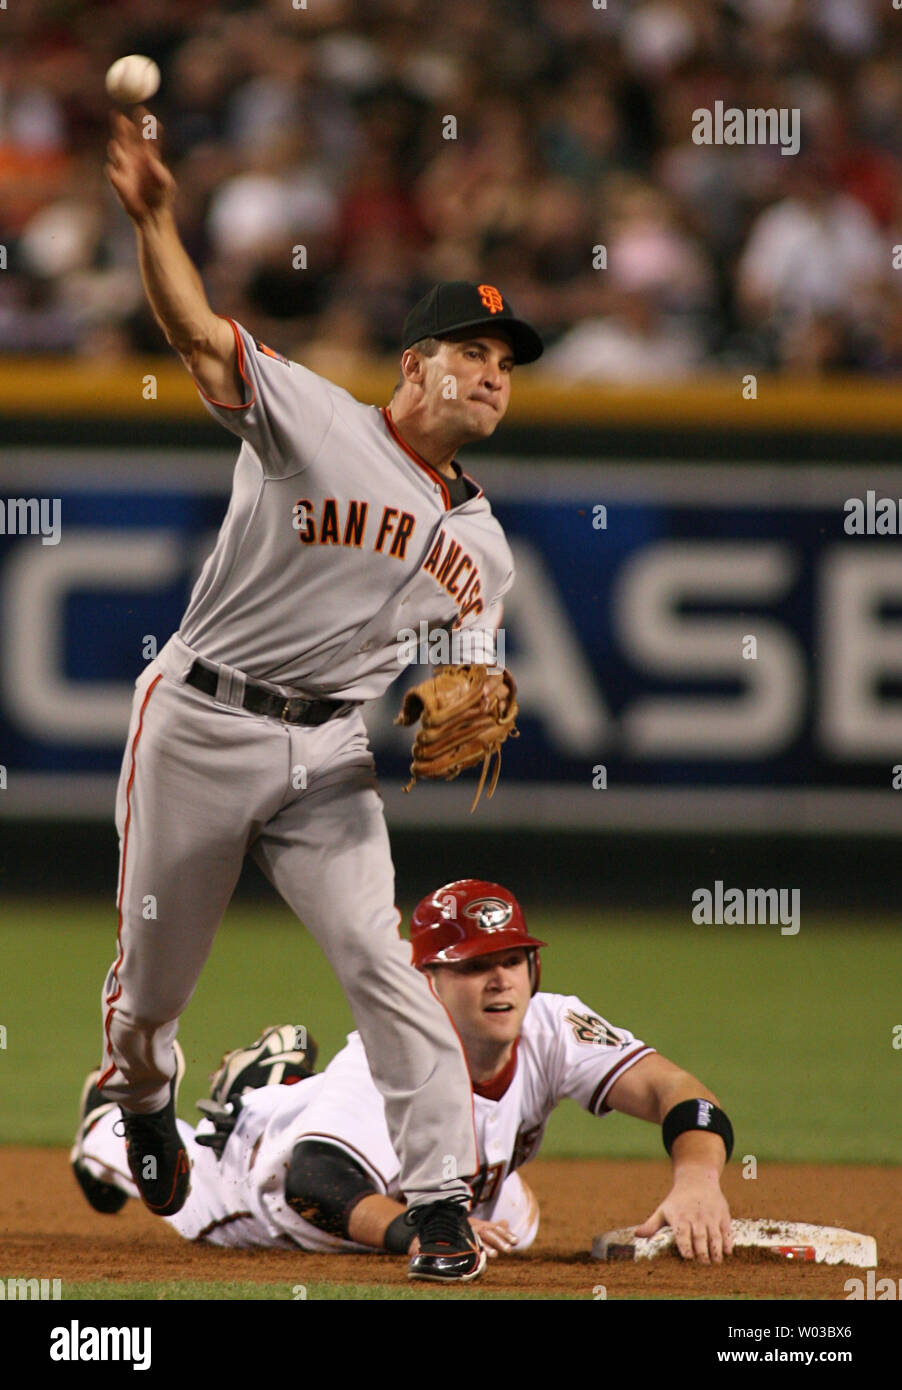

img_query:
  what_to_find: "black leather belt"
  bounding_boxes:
[186,658,354,726]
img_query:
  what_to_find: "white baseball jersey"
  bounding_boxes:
[157,992,654,1252]
[180,319,511,698]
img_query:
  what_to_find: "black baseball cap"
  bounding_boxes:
[401,281,544,365]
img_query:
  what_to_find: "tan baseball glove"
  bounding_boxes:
[394,665,519,812]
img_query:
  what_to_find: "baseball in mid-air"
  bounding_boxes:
[105,54,160,106]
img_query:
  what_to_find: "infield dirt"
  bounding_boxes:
[2,1152,898,1299]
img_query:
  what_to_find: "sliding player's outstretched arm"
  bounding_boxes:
[607,1053,734,1264]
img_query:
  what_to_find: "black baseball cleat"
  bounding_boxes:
[407,1199,487,1283]
[70,1070,130,1215]
[207,1024,318,1107]
[121,1043,191,1217]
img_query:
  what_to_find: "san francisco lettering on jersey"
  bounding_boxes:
[294,497,416,559]
[422,527,483,619]
[292,502,485,622]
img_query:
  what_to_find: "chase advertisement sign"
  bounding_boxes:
[1,454,900,831]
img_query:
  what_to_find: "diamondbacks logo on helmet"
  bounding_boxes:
[564,1010,624,1048]
[478,284,504,314]
[463,897,514,932]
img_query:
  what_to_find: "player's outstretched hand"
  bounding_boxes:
[194,1097,242,1160]
[635,1172,733,1264]
[469,1217,518,1258]
[105,108,175,224]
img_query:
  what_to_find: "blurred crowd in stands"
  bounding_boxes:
[3,0,902,377]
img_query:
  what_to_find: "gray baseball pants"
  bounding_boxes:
[97,634,478,1208]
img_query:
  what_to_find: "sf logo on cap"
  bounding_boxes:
[478,285,504,314]
[464,897,513,931]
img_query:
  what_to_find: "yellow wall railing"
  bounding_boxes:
[2,357,902,429]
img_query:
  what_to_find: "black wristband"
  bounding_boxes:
[384,1209,418,1254]
[662,1098,734,1162]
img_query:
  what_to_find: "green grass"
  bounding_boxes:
[0,900,898,1162]
[0,1278,784,1300]
[26,1280,585,1301]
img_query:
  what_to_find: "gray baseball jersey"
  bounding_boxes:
[181,319,512,697]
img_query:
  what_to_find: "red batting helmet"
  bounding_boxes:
[410,880,546,995]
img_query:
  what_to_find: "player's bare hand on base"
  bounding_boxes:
[468,1217,518,1257]
[105,109,175,223]
[635,1169,733,1264]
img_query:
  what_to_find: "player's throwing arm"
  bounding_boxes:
[105,110,239,403]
